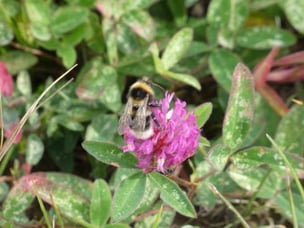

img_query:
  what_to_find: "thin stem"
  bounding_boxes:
[245,170,271,214]
[208,184,250,228]
[266,134,304,200]
[0,64,77,162]
[287,176,298,228]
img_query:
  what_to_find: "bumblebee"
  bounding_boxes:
[118,78,156,139]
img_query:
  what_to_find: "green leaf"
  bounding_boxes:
[55,115,84,131]
[192,161,241,209]
[274,105,304,156]
[82,141,138,168]
[90,179,111,227]
[25,134,44,166]
[76,59,117,100]
[132,178,160,215]
[76,59,121,112]
[206,24,221,46]
[218,28,235,49]
[164,70,201,90]
[99,82,122,112]
[207,0,229,26]
[223,63,255,150]
[207,0,248,31]
[122,9,155,41]
[110,168,141,189]
[25,0,51,40]
[95,0,123,18]
[148,172,196,218]
[185,41,212,58]
[38,39,61,51]
[275,191,304,225]
[116,23,139,54]
[4,172,92,225]
[112,173,146,222]
[120,0,156,12]
[228,169,282,199]
[230,0,249,30]
[161,28,193,70]
[167,0,187,26]
[230,147,279,169]
[0,182,9,201]
[118,47,155,76]
[85,114,118,142]
[51,6,89,35]
[65,0,96,7]
[105,224,131,228]
[0,20,14,46]
[208,144,233,171]
[194,102,213,128]
[208,49,241,92]
[2,186,34,221]
[46,172,92,199]
[250,0,281,11]
[243,95,280,146]
[230,146,303,171]
[103,17,118,64]
[149,42,165,73]
[236,26,296,49]
[56,44,77,68]
[281,0,304,34]
[0,51,38,75]
[16,71,32,96]
[0,0,19,17]
[63,23,91,46]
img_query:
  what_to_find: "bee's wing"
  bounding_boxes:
[117,99,133,135]
[132,95,149,131]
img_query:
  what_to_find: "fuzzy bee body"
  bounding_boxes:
[118,78,155,139]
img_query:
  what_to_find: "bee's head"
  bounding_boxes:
[129,79,155,100]
[130,87,149,100]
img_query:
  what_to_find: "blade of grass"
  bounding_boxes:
[36,79,74,110]
[207,183,250,228]
[49,193,95,228]
[152,205,163,228]
[245,170,271,215]
[287,177,298,228]
[34,188,52,228]
[0,147,14,175]
[266,134,304,200]
[50,195,64,228]
[0,64,77,162]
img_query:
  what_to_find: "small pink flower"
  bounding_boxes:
[122,93,200,173]
[5,123,23,144]
[0,62,13,96]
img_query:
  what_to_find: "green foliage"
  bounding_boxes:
[112,172,146,222]
[0,0,304,227]
[222,63,255,150]
[148,172,196,218]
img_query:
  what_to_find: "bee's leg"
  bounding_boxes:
[151,113,160,128]
[148,102,160,108]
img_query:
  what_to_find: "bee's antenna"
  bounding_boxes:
[150,81,166,93]
[142,76,166,93]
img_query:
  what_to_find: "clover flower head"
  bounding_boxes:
[123,92,200,173]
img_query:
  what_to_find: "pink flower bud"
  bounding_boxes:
[0,62,13,96]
